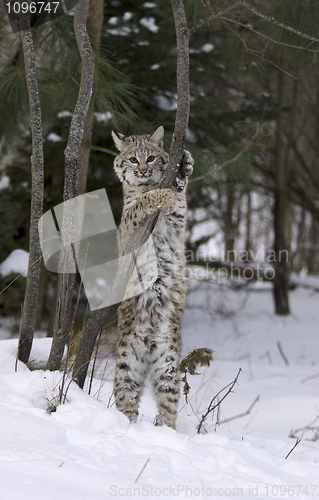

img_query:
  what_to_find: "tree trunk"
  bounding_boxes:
[78,0,104,195]
[244,189,251,261]
[72,0,191,389]
[18,20,44,363]
[223,184,236,260]
[47,0,94,371]
[273,73,290,315]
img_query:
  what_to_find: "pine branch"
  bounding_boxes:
[190,122,260,182]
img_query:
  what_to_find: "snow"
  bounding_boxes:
[94,111,112,124]
[0,249,29,277]
[139,17,159,33]
[0,174,10,190]
[57,110,73,118]
[0,278,319,499]
[47,132,64,142]
[201,43,215,53]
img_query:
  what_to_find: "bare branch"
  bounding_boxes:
[240,1,319,45]
[197,368,242,434]
[220,15,319,54]
[90,145,117,156]
[221,18,299,79]
[190,122,260,183]
[189,1,243,35]
[190,0,319,49]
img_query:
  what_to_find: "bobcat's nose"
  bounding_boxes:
[139,167,148,175]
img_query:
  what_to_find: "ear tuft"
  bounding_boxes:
[150,126,164,146]
[112,130,125,151]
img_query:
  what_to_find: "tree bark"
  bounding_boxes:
[78,0,104,195]
[47,0,94,371]
[18,20,44,363]
[72,0,191,389]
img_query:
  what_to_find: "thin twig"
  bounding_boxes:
[91,145,117,156]
[219,394,260,425]
[134,459,150,484]
[301,373,319,384]
[0,253,47,297]
[221,18,298,79]
[189,1,243,35]
[193,0,319,45]
[221,16,319,54]
[285,438,301,459]
[197,368,242,433]
[190,123,260,183]
[277,341,289,366]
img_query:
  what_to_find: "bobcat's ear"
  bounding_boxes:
[150,126,164,147]
[112,130,126,151]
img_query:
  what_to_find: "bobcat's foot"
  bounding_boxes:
[154,412,176,430]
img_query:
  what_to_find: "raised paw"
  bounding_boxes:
[173,151,194,192]
[181,150,194,177]
[158,189,177,215]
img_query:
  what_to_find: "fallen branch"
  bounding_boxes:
[285,438,301,459]
[277,341,289,366]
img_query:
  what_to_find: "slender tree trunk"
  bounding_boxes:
[78,0,104,195]
[72,0,191,389]
[223,184,235,260]
[18,21,44,363]
[273,73,290,315]
[244,189,251,261]
[47,0,94,371]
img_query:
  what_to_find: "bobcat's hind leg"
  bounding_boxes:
[114,333,148,423]
[149,342,181,429]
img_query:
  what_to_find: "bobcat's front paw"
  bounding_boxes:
[181,150,194,177]
[173,150,194,192]
[158,189,177,215]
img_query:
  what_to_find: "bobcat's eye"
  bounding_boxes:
[147,155,155,163]
[130,157,138,164]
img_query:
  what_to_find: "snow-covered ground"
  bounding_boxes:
[0,277,319,499]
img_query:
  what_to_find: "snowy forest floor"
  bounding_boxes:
[0,275,319,499]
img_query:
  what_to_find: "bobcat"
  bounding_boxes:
[112,126,193,429]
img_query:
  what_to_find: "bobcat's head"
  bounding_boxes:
[112,126,169,186]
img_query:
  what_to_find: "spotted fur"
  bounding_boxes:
[112,126,193,429]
